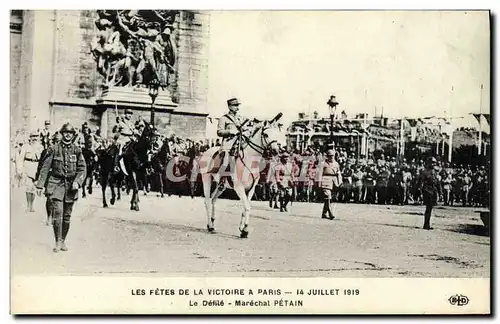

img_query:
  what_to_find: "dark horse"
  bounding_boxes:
[121,122,155,211]
[97,142,124,208]
[82,135,98,198]
[151,139,172,198]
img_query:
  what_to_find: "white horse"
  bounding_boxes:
[198,113,283,238]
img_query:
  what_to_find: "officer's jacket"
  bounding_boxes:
[320,159,342,189]
[217,113,244,139]
[118,118,135,136]
[36,141,87,202]
[419,168,440,196]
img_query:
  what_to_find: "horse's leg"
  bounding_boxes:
[118,177,122,200]
[130,172,139,211]
[88,167,94,195]
[142,171,148,196]
[202,173,215,231]
[234,183,256,238]
[110,178,116,206]
[157,169,164,198]
[209,180,226,232]
[101,175,109,208]
[82,175,87,198]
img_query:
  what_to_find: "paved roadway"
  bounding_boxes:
[11,187,490,277]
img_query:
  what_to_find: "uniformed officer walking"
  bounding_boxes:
[418,157,440,230]
[320,149,342,219]
[216,98,246,177]
[36,123,87,252]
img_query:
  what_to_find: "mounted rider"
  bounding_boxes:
[114,108,138,170]
[216,97,247,177]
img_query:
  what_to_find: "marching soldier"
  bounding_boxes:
[36,123,87,252]
[320,149,342,219]
[38,132,61,226]
[216,98,246,178]
[418,156,440,230]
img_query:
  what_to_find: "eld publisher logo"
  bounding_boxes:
[448,294,469,306]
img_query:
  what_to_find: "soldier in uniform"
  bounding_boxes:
[320,149,342,219]
[15,133,43,212]
[36,123,87,252]
[418,157,440,230]
[275,152,293,212]
[38,132,61,226]
[39,120,52,150]
[216,98,246,178]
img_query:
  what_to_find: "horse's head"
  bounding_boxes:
[250,112,283,156]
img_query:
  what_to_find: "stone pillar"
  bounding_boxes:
[175,11,210,115]
[17,10,56,133]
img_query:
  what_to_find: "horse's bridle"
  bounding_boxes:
[240,123,277,157]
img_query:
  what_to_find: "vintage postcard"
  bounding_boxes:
[9,9,491,314]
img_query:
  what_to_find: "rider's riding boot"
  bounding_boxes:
[217,152,230,186]
[114,145,122,172]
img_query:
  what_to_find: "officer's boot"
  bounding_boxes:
[423,208,432,230]
[321,199,329,219]
[60,221,70,251]
[45,199,53,226]
[326,199,335,220]
[279,189,285,212]
[52,218,61,253]
[273,194,279,209]
[283,192,289,212]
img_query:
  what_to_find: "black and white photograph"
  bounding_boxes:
[9,8,491,314]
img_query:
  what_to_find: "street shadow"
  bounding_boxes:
[104,217,241,240]
[371,222,421,230]
[445,224,490,237]
[396,211,423,217]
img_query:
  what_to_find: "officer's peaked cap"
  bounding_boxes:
[227,98,241,106]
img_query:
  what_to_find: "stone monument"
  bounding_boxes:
[10,10,210,139]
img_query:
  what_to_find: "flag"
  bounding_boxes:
[484,114,491,126]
